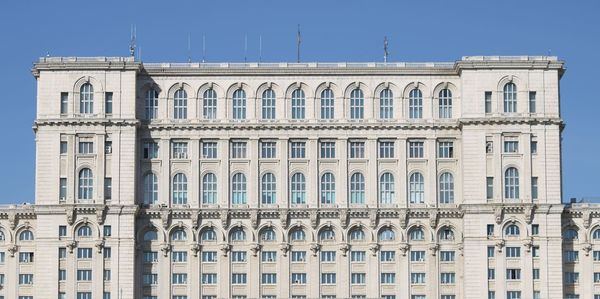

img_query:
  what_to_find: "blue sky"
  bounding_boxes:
[0,0,598,203]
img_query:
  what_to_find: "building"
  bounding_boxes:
[1,55,594,299]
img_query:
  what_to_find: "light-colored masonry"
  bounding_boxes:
[0,55,594,299]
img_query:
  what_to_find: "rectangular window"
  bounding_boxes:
[19,252,34,263]
[58,248,66,259]
[410,251,425,262]
[172,251,188,263]
[77,293,92,299]
[261,251,277,262]
[320,141,336,158]
[18,274,33,284]
[291,273,307,284]
[410,273,425,284]
[488,268,495,280]
[77,270,92,281]
[104,269,111,281]
[231,273,247,284]
[60,141,68,154]
[533,246,540,257]
[349,141,365,159]
[532,224,539,235]
[487,224,494,237]
[531,136,538,154]
[104,293,111,299]
[202,251,217,263]
[104,178,112,200]
[291,251,306,262]
[261,141,277,158]
[380,273,395,284]
[105,92,113,114]
[59,269,66,281]
[565,250,579,263]
[350,251,366,262]
[506,292,521,299]
[408,141,424,158]
[290,141,306,159]
[485,91,492,113]
[171,142,188,159]
[564,272,579,284]
[231,251,247,263]
[378,140,395,158]
[143,141,159,159]
[532,177,538,199]
[103,247,111,259]
[143,251,159,263]
[506,247,521,258]
[320,273,336,284]
[440,251,455,262]
[487,246,495,258]
[594,251,600,261]
[77,248,92,259]
[503,138,519,153]
[350,273,366,284]
[440,272,455,284]
[595,272,600,282]
[380,251,395,262]
[320,251,336,262]
[487,177,494,199]
[59,178,67,200]
[202,141,218,159]
[411,296,426,299]
[59,225,67,237]
[488,291,496,299]
[533,268,540,280]
[230,141,247,159]
[438,141,454,158]
[60,92,68,114]
[506,269,521,280]
[105,139,112,154]
[172,273,188,284]
[142,273,158,285]
[441,296,456,299]
[261,273,277,284]
[103,225,111,237]
[529,91,536,113]
[78,141,94,154]
[201,273,217,284]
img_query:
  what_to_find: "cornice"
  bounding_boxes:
[32,118,140,131]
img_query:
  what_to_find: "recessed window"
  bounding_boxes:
[484,91,492,113]
[379,173,395,204]
[290,141,306,159]
[202,173,217,205]
[143,173,158,204]
[80,83,94,114]
[104,92,113,114]
[408,141,424,158]
[203,89,218,119]
[104,178,112,200]
[529,91,537,113]
[230,141,247,159]
[202,141,218,159]
[409,172,425,204]
[320,173,336,204]
[504,168,520,199]
[349,173,365,204]
[290,173,306,205]
[173,89,187,119]
[143,141,159,159]
[78,140,94,154]
[486,177,494,199]
[291,89,306,119]
[59,178,67,201]
[503,137,519,153]
[438,141,454,158]
[378,140,394,158]
[438,89,452,118]
[261,89,276,120]
[171,142,188,159]
[145,89,159,120]
[232,89,246,120]
[261,173,277,205]
[438,172,454,204]
[261,141,276,159]
[379,88,393,119]
[320,88,335,119]
[349,141,365,159]
[60,92,68,114]
[320,141,336,159]
[172,173,188,205]
[409,88,423,119]
[532,177,539,199]
[231,173,247,205]
[503,82,517,113]
[350,88,364,120]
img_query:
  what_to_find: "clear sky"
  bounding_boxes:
[0,0,598,204]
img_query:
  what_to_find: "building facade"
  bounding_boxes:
[1,55,595,299]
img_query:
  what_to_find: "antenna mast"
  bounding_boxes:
[187,34,192,63]
[129,25,137,58]
[244,34,248,63]
[297,24,301,63]
[202,35,206,63]
[383,36,389,63]
[259,35,263,63]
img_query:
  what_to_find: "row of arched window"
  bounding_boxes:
[0,229,34,242]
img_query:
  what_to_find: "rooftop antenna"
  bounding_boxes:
[139,46,142,62]
[297,24,301,63]
[259,35,263,63]
[187,34,192,63]
[202,35,206,63]
[244,34,248,63]
[384,36,389,63]
[129,24,137,59]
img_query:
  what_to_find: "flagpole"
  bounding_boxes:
[297,24,301,63]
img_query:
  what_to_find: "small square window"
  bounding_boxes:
[59,225,67,237]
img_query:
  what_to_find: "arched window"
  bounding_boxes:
[78,168,94,200]
[320,88,334,119]
[232,89,246,120]
[409,172,425,204]
[349,172,365,204]
[379,172,395,204]
[318,228,335,241]
[378,227,396,241]
[173,89,187,119]
[379,88,394,119]
[503,82,517,113]
[19,230,34,241]
[439,228,454,241]
[230,227,246,241]
[145,89,158,119]
[0,231,5,241]
[505,224,520,236]
[143,173,158,205]
[350,88,364,119]
[231,173,247,205]
[202,173,217,205]
[80,83,94,114]
[201,228,217,242]
[261,173,276,205]
[171,229,187,241]
[203,89,217,119]
[143,230,158,241]
[593,229,600,240]
[504,167,520,199]
[77,226,92,237]
[409,228,425,241]
[408,88,423,119]
[172,173,188,205]
[349,228,365,241]
[320,173,336,204]
[439,172,454,204]
[291,89,305,119]
[261,89,276,120]
[261,228,276,242]
[290,173,306,205]
[438,89,452,118]
[563,229,578,241]
[290,228,306,242]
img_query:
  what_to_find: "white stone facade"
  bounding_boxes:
[0,55,589,299]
